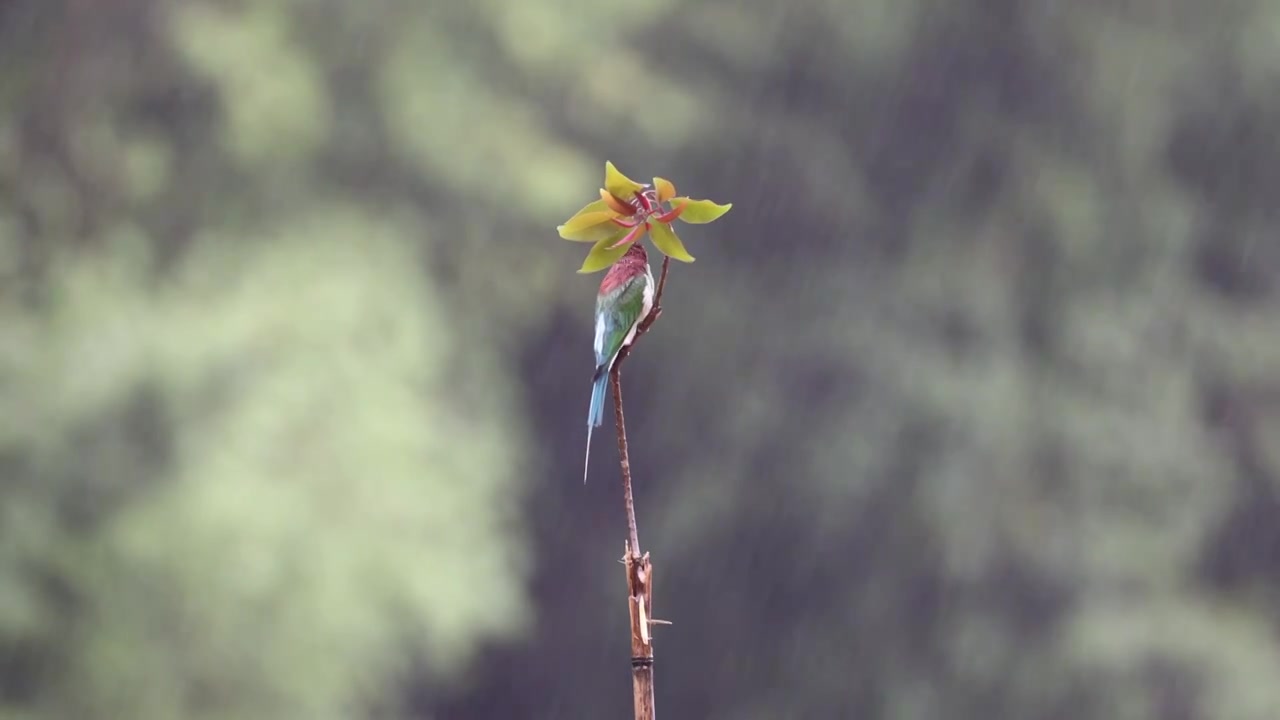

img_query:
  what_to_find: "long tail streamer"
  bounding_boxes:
[583,368,609,483]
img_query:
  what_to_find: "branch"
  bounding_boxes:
[610,367,657,720]
[608,254,669,720]
[611,370,641,556]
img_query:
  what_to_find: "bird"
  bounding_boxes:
[584,241,654,484]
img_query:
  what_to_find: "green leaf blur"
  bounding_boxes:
[4,0,1280,719]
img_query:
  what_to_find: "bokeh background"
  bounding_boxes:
[4,0,1280,718]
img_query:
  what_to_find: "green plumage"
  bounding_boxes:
[593,277,650,376]
[584,243,654,483]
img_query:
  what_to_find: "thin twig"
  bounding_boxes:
[608,254,669,720]
[610,256,669,552]
[611,368,641,556]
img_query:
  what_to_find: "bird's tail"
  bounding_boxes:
[583,368,609,484]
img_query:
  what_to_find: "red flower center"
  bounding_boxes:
[609,186,684,229]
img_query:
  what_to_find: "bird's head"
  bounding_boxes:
[621,241,648,264]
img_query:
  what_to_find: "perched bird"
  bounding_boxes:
[584,242,655,483]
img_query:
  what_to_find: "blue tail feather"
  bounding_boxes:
[583,369,609,483]
[588,370,608,428]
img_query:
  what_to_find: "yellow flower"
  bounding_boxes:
[558,161,732,273]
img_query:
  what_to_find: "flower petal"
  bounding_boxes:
[671,197,732,224]
[558,214,619,242]
[654,202,686,224]
[600,188,636,216]
[604,161,645,201]
[653,177,676,203]
[606,222,648,250]
[648,219,695,263]
[578,232,634,274]
[558,199,624,242]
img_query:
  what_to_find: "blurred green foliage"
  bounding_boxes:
[2,0,1280,719]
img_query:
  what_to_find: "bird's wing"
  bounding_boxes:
[594,274,651,372]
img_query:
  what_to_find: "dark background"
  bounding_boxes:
[3,0,1280,718]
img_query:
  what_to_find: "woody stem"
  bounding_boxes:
[607,255,667,720]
